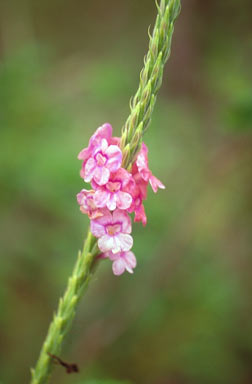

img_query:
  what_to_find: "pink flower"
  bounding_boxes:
[125,176,147,226]
[78,123,122,186]
[90,209,133,254]
[133,201,147,226]
[81,138,122,186]
[105,250,137,276]
[134,143,165,193]
[92,168,133,211]
[78,123,112,163]
[76,189,103,219]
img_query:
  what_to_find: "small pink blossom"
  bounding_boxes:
[134,142,165,193]
[76,189,103,219]
[105,250,137,275]
[91,209,133,254]
[125,176,147,226]
[81,138,122,186]
[92,168,133,211]
[78,123,112,162]
[133,201,147,226]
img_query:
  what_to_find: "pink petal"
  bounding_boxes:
[136,143,150,181]
[110,136,121,146]
[90,209,112,237]
[92,208,112,226]
[112,168,132,185]
[149,175,165,193]
[113,210,132,234]
[135,177,148,200]
[107,193,117,211]
[134,204,147,226]
[116,191,132,210]
[80,206,88,215]
[94,166,110,186]
[77,189,96,207]
[94,189,110,208]
[136,152,148,172]
[89,210,104,219]
[80,167,85,179]
[94,123,112,141]
[84,158,96,182]
[105,145,122,172]
[105,251,118,261]
[90,220,106,238]
[89,124,112,149]
[76,190,86,205]
[113,233,133,253]
[78,147,90,161]
[124,251,137,271]
[98,235,117,253]
[101,138,108,152]
[140,169,151,182]
[112,259,126,276]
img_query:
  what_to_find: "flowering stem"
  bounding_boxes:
[30,1,180,383]
[30,231,98,384]
[121,0,181,168]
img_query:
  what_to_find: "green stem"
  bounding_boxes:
[30,230,98,384]
[121,0,181,168]
[30,1,180,383]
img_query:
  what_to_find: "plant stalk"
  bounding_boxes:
[30,1,180,382]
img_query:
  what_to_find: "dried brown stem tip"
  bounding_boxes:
[47,353,79,374]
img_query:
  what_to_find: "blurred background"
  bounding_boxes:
[0,0,252,383]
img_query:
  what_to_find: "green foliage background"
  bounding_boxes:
[0,1,252,383]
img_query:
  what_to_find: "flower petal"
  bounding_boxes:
[149,175,165,193]
[94,123,112,142]
[94,189,110,208]
[112,259,126,276]
[90,209,112,237]
[112,233,133,253]
[134,204,147,226]
[101,138,108,152]
[116,191,132,210]
[90,220,106,238]
[110,136,121,146]
[105,145,122,172]
[84,158,96,182]
[112,168,132,185]
[105,250,119,261]
[91,208,112,225]
[76,189,86,205]
[124,251,137,270]
[89,124,112,150]
[98,235,117,253]
[94,166,110,186]
[78,147,89,161]
[113,210,132,233]
[107,193,117,211]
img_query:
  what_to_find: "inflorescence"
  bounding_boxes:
[77,123,165,276]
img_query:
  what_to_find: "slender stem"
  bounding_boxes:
[121,0,181,168]
[30,1,180,383]
[30,230,98,384]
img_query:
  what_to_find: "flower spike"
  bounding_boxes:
[77,123,165,272]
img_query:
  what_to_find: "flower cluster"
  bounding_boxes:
[77,123,165,276]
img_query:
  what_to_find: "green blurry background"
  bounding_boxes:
[0,1,252,383]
